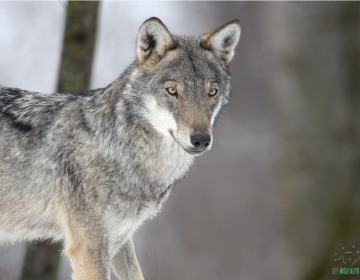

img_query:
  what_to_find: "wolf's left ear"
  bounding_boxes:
[201,20,241,68]
[137,17,174,65]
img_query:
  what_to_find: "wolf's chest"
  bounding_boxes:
[107,138,193,252]
[107,199,161,254]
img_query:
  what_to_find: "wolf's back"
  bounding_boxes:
[0,86,71,135]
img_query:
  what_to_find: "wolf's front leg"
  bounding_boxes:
[64,218,110,280]
[111,238,145,280]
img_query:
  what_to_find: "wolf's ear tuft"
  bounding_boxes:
[201,19,241,68]
[136,17,174,65]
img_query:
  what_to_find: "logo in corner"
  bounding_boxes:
[332,245,360,275]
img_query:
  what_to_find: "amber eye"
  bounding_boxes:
[209,88,218,97]
[166,86,177,96]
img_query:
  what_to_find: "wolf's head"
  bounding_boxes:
[125,17,240,156]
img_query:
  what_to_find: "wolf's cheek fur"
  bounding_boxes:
[142,95,177,137]
[211,96,223,126]
[141,95,196,152]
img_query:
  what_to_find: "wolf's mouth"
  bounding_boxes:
[169,130,203,156]
[184,149,205,155]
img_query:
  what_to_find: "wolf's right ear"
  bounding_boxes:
[136,17,174,65]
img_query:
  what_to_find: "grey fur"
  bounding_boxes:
[0,18,240,280]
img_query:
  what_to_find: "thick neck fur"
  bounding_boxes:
[80,66,195,200]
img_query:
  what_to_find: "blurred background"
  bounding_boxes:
[0,1,359,280]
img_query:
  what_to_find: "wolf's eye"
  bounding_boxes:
[166,86,177,96]
[209,88,218,97]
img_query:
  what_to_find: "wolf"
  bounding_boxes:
[0,17,241,279]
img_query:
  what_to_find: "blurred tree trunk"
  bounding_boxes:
[20,2,99,280]
[301,6,360,280]
[275,2,360,280]
[58,1,100,94]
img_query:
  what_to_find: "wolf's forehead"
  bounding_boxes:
[164,51,221,82]
[157,37,222,81]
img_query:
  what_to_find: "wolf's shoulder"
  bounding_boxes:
[0,86,67,107]
[0,86,72,133]
[0,86,34,104]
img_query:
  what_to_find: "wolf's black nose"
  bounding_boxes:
[191,133,211,150]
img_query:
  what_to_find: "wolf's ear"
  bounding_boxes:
[136,17,174,65]
[201,19,241,68]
